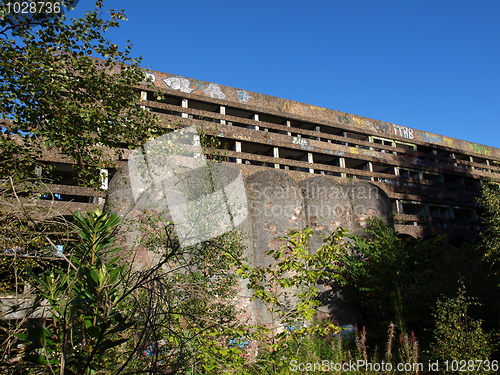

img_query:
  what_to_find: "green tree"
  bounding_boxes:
[431,280,495,374]
[237,227,344,370]
[1,209,247,374]
[337,218,415,337]
[336,218,492,347]
[0,0,162,186]
[478,180,500,280]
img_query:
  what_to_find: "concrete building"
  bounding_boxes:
[39,66,500,241]
[4,67,499,323]
[135,68,500,240]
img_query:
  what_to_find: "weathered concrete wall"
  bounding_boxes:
[106,165,392,326]
[137,67,499,159]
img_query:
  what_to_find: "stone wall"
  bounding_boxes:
[106,163,392,326]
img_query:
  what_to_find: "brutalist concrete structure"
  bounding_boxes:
[37,66,500,241]
[6,67,500,325]
[129,68,498,241]
[97,67,499,328]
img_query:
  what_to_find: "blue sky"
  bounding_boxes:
[71,1,499,148]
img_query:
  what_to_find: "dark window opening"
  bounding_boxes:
[422,173,443,182]
[399,169,420,179]
[454,208,476,220]
[279,148,309,162]
[402,202,426,216]
[188,99,220,113]
[372,164,394,174]
[151,93,183,106]
[259,114,286,125]
[344,158,369,171]
[312,154,340,167]
[225,107,255,119]
[240,142,274,157]
[443,174,463,185]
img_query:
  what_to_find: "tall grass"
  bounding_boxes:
[240,323,422,375]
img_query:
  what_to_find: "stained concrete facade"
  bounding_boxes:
[128,68,499,240]
[36,66,500,241]
[6,67,500,324]
[105,161,392,327]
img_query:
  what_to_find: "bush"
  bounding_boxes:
[431,280,496,374]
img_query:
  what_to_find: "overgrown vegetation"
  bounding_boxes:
[0,0,164,187]
[2,1,500,373]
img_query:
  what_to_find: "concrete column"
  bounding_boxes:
[235,141,242,164]
[182,98,189,119]
[368,136,374,150]
[315,125,320,140]
[253,114,260,130]
[273,147,280,169]
[395,200,402,214]
[367,162,374,181]
[100,169,109,190]
[308,152,314,173]
[220,105,226,125]
[139,91,147,110]
[193,134,202,159]
[339,157,346,178]
[286,120,292,136]
[96,168,109,204]
[342,132,349,146]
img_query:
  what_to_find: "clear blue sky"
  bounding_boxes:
[71,1,500,148]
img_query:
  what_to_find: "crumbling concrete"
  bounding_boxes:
[106,164,391,327]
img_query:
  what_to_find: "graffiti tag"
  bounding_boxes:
[310,105,326,111]
[420,132,442,144]
[374,122,390,133]
[469,143,491,156]
[237,90,251,102]
[337,115,350,124]
[292,137,309,147]
[393,125,414,139]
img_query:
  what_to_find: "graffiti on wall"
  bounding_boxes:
[469,143,491,156]
[162,75,226,99]
[374,122,390,133]
[143,72,156,83]
[163,76,194,93]
[310,105,326,111]
[292,137,314,150]
[362,149,380,158]
[237,90,251,102]
[443,137,454,148]
[278,100,292,113]
[393,125,414,139]
[323,149,344,157]
[337,115,350,124]
[204,83,226,99]
[351,117,375,131]
[292,137,308,147]
[420,132,442,144]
